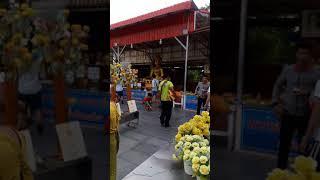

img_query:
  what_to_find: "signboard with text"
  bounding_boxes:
[241,106,299,155]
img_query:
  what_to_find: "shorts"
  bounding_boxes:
[19,92,42,114]
[116,91,123,97]
[152,91,158,96]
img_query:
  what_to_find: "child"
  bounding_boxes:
[143,93,153,111]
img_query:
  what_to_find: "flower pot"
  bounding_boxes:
[197,176,208,180]
[184,160,193,175]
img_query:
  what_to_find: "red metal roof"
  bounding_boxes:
[111,0,198,30]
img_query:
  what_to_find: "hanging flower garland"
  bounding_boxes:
[38,9,89,76]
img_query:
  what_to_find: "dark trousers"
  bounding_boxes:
[160,101,173,126]
[277,112,309,169]
[197,97,206,115]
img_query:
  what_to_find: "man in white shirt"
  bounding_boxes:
[301,80,320,165]
[204,86,210,110]
[18,51,43,135]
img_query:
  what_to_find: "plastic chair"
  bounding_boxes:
[173,91,184,109]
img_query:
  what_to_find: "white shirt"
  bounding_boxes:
[116,83,123,92]
[313,80,320,141]
[152,78,159,91]
[314,80,320,98]
[18,58,42,95]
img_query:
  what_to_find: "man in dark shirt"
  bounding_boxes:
[272,42,320,169]
[195,76,210,115]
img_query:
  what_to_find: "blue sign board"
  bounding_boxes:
[42,88,108,125]
[241,106,299,155]
[185,95,197,111]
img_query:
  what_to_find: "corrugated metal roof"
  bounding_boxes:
[110,0,197,30]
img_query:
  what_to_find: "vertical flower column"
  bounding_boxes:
[0,4,35,127]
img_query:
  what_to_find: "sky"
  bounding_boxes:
[110,0,210,24]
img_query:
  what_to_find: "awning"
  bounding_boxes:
[110,1,198,47]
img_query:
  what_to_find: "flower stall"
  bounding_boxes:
[172,111,211,179]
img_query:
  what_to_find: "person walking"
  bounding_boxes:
[195,76,210,115]
[159,74,174,128]
[152,75,159,102]
[272,42,320,169]
[110,85,120,180]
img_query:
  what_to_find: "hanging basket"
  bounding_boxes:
[184,160,193,175]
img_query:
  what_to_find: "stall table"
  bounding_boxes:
[124,89,198,111]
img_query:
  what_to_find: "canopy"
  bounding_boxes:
[110,1,198,47]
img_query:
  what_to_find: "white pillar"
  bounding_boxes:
[235,0,248,151]
[183,35,189,110]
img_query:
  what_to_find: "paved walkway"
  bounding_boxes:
[31,121,107,180]
[118,103,277,180]
[117,103,195,179]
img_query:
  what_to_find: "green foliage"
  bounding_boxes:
[247,27,296,64]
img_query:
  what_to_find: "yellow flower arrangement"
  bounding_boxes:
[177,112,210,138]
[187,137,210,178]
[292,156,317,177]
[175,133,182,142]
[267,156,319,180]
[267,169,290,180]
